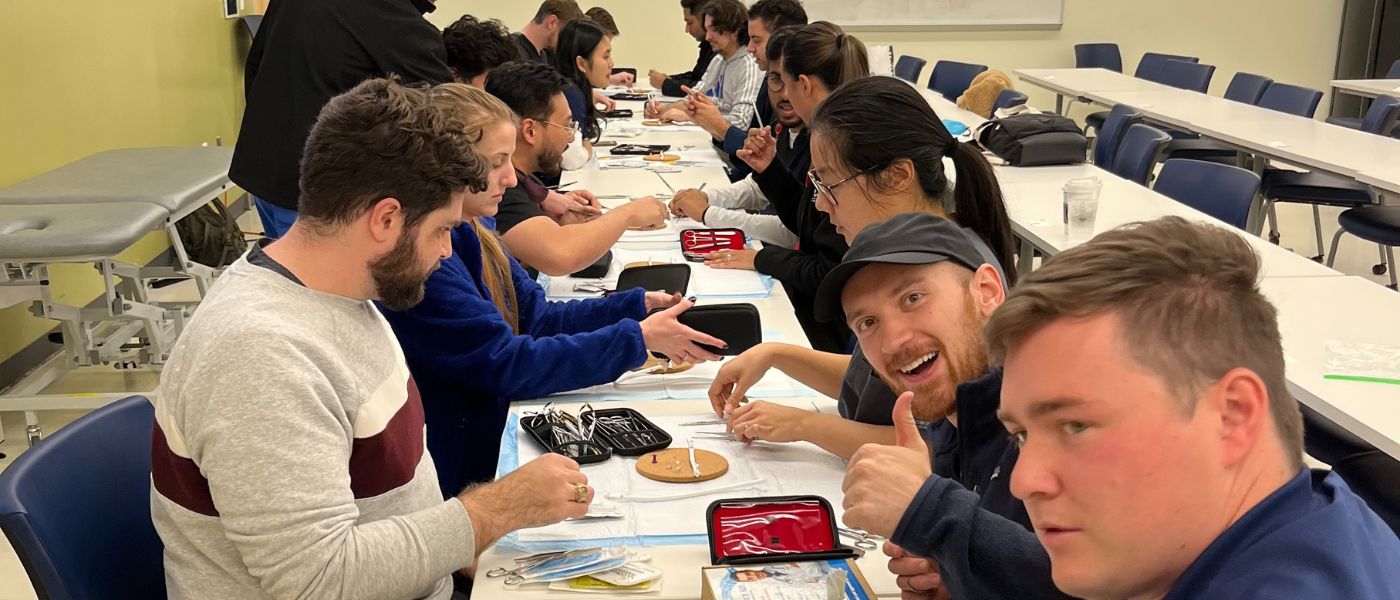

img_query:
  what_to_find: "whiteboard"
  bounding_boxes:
[800,0,1063,29]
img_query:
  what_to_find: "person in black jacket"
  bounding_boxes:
[827,214,1070,600]
[442,14,521,87]
[712,21,867,353]
[231,0,452,239]
[648,0,717,96]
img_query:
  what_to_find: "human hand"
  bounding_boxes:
[648,69,667,89]
[841,392,932,538]
[644,291,683,312]
[639,298,727,365]
[682,85,729,139]
[610,72,636,87]
[707,343,777,414]
[540,190,573,220]
[659,108,691,124]
[703,248,757,270]
[592,89,617,112]
[727,400,812,444]
[884,541,945,600]
[736,127,777,173]
[619,196,669,228]
[669,188,710,221]
[458,453,591,550]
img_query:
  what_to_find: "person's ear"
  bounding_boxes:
[366,197,403,244]
[879,158,917,195]
[968,264,1005,318]
[1211,368,1271,469]
[519,119,540,146]
[797,74,814,96]
[576,55,589,75]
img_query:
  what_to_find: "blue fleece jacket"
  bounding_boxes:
[1162,468,1400,600]
[381,221,649,498]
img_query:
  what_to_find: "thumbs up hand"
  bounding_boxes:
[841,392,935,538]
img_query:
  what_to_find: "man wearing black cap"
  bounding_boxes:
[822,213,1068,600]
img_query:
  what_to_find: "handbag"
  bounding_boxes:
[975,113,1088,167]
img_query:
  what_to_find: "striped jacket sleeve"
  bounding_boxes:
[719,55,764,130]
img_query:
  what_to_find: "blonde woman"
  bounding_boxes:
[382,84,725,498]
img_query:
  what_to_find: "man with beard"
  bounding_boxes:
[668,25,803,248]
[483,60,669,276]
[825,214,1069,599]
[649,0,718,97]
[149,79,593,600]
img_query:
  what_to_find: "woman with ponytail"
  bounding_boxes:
[382,84,725,498]
[714,21,869,355]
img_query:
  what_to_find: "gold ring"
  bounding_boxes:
[572,483,589,503]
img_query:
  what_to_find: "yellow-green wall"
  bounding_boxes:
[0,1,248,369]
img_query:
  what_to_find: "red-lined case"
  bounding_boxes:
[705,496,858,565]
[682,228,747,262]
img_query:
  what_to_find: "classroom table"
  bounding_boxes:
[1331,79,1400,99]
[1260,276,1400,461]
[1016,68,1400,197]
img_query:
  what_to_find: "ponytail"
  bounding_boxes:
[472,219,520,333]
[782,22,870,92]
[947,142,1018,284]
[812,76,1018,284]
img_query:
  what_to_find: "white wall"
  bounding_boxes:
[430,0,1345,118]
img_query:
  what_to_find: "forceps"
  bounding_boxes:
[838,527,880,550]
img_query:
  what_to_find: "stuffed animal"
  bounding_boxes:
[957,69,1014,118]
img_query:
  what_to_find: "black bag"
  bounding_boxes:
[571,250,612,279]
[176,199,248,268]
[975,113,1088,167]
[674,303,762,356]
[615,263,691,296]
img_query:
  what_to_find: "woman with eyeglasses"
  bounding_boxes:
[380,84,726,499]
[708,20,869,355]
[555,19,613,146]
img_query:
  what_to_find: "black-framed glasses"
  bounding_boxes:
[767,72,784,92]
[537,119,580,137]
[809,165,880,206]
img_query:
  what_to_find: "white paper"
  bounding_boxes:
[544,247,773,299]
[512,414,850,543]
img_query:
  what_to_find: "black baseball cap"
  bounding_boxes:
[814,212,988,322]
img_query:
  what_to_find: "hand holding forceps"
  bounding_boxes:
[838,527,881,550]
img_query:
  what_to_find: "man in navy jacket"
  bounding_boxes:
[828,214,1069,600]
[988,217,1400,600]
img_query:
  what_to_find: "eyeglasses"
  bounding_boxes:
[767,73,784,92]
[809,165,880,206]
[538,119,580,137]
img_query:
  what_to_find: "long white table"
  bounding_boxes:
[1331,78,1400,99]
[471,99,903,599]
[1261,276,1400,460]
[1017,68,1400,197]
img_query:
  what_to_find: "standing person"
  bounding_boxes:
[382,84,725,497]
[988,217,1400,600]
[646,0,763,130]
[442,14,521,87]
[511,0,584,67]
[649,0,717,96]
[231,0,452,238]
[152,78,593,600]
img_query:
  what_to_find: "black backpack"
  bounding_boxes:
[974,113,1088,167]
[176,199,248,268]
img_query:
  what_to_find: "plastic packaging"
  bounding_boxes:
[1323,341,1400,385]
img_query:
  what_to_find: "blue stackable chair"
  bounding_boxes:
[927,60,988,102]
[1158,59,1215,93]
[1327,205,1400,289]
[1259,84,1382,261]
[1074,43,1122,71]
[1328,94,1400,134]
[994,89,1029,111]
[1092,104,1145,170]
[895,55,928,84]
[1153,159,1261,230]
[1086,52,1201,132]
[1110,123,1171,186]
[1162,72,1277,164]
[1256,82,1324,117]
[0,396,166,600]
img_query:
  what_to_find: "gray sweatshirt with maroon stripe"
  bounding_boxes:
[150,255,476,600]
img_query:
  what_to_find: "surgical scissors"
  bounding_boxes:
[838,527,881,550]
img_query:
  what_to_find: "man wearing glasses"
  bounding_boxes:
[484,61,669,277]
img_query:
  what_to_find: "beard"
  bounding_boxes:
[875,296,990,421]
[370,226,437,311]
[537,142,564,177]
